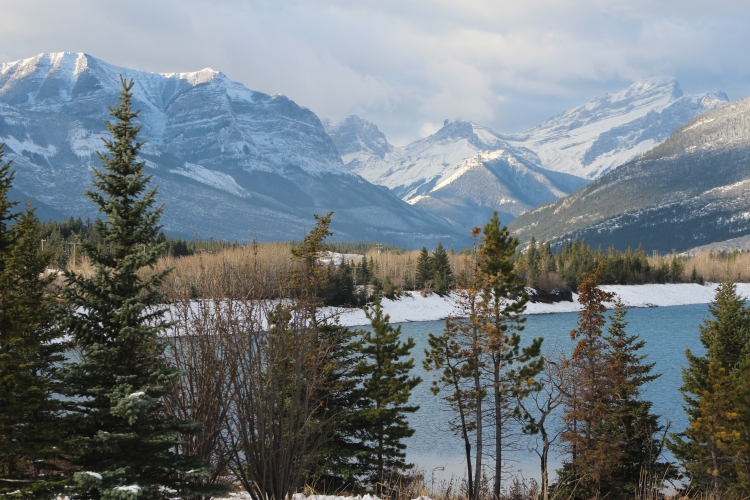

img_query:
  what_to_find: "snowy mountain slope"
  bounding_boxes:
[329,78,724,230]
[506,78,729,179]
[509,97,750,253]
[327,117,579,227]
[0,52,464,247]
[406,149,587,229]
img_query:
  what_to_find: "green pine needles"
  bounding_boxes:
[59,78,226,500]
[354,298,421,493]
[1,145,67,498]
[669,279,750,497]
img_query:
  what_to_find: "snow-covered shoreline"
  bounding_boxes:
[330,283,750,327]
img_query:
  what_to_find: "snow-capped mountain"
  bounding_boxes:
[506,78,729,179]
[327,117,586,227]
[329,78,727,230]
[509,96,750,253]
[0,52,463,247]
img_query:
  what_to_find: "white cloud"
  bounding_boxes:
[1,0,749,142]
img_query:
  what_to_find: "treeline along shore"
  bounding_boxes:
[38,216,750,304]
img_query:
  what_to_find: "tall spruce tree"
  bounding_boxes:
[0,147,66,498]
[415,247,433,291]
[600,300,673,499]
[557,264,618,499]
[354,298,421,493]
[477,212,543,496]
[431,242,453,295]
[59,78,226,500]
[669,279,750,494]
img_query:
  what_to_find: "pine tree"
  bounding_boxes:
[526,236,540,286]
[415,247,433,291]
[431,242,453,295]
[1,147,66,498]
[354,298,421,493]
[424,317,483,500]
[683,361,741,497]
[600,300,674,499]
[558,264,618,499]
[669,279,750,494]
[478,212,543,496]
[59,78,226,500]
[731,357,750,494]
[425,226,487,500]
[303,324,368,490]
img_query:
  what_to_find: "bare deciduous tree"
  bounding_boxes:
[516,350,576,500]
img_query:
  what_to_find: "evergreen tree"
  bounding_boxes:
[424,316,484,500]
[0,148,66,498]
[354,298,421,493]
[600,300,674,499]
[526,236,540,286]
[431,242,453,295]
[558,264,618,499]
[669,279,750,494]
[357,258,370,286]
[59,78,226,500]
[303,324,368,490]
[732,357,750,493]
[478,212,543,496]
[415,247,433,291]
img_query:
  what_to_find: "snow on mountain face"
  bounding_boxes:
[506,78,729,179]
[325,114,393,158]
[406,149,588,230]
[509,96,750,253]
[334,117,539,200]
[0,52,348,178]
[330,116,583,227]
[0,52,463,247]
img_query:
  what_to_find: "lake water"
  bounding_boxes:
[360,303,711,483]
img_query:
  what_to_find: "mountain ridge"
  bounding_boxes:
[0,52,464,247]
[508,96,750,253]
[329,78,727,232]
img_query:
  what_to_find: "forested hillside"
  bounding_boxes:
[510,97,750,253]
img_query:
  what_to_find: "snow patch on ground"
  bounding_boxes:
[329,283,750,327]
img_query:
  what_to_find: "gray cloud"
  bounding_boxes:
[1,0,749,145]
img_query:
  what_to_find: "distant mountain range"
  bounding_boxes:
[325,117,587,230]
[0,52,462,247]
[328,78,728,230]
[0,52,739,250]
[509,97,750,253]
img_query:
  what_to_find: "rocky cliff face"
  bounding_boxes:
[0,52,462,247]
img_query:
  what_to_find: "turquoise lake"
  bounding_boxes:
[359,303,712,483]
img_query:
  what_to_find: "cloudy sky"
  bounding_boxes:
[1,0,749,145]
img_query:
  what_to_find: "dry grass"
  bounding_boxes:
[155,242,295,300]
[662,251,750,283]
[59,246,750,303]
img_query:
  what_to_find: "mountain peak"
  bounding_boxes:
[508,77,728,179]
[326,114,393,158]
[604,77,682,103]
